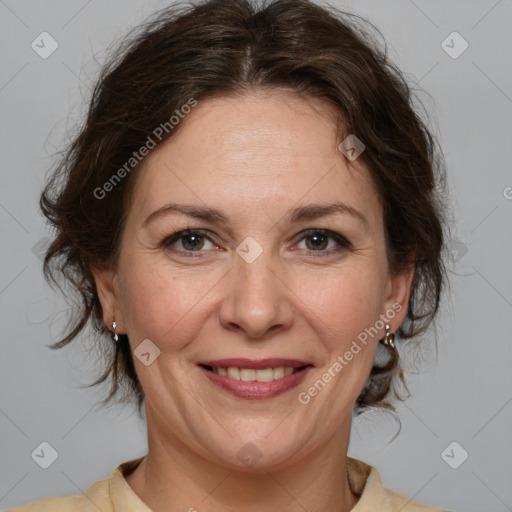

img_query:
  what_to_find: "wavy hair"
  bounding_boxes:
[41,0,447,416]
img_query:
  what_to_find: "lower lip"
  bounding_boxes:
[199,366,312,399]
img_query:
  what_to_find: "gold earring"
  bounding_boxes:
[380,324,395,349]
[112,321,119,342]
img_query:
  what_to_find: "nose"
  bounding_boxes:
[218,248,295,340]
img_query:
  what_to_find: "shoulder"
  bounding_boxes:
[7,477,112,512]
[8,457,145,512]
[347,457,452,512]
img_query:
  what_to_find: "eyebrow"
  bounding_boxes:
[143,201,369,229]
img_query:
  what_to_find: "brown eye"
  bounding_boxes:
[162,229,216,254]
[181,233,205,251]
[296,229,351,254]
[305,233,329,251]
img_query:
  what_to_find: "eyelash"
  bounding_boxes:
[161,228,351,258]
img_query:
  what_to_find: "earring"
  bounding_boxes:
[112,321,119,342]
[380,324,395,349]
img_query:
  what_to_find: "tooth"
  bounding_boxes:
[220,366,299,381]
[240,369,256,381]
[255,368,274,382]
[273,367,284,379]
[227,367,241,380]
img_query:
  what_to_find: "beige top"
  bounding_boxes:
[9,456,450,511]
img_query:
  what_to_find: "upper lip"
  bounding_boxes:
[198,358,313,369]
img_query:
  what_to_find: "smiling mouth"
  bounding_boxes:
[198,359,314,399]
[200,365,309,382]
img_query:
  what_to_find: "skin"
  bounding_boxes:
[93,89,413,512]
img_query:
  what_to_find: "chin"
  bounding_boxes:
[199,432,307,473]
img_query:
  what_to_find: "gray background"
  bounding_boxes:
[1,1,511,511]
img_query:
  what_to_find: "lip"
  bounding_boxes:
[198,358,311,369]
[198,359,313,400]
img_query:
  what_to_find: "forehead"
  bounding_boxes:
[130,91,381,227]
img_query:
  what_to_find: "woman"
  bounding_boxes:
[11,0,449,510]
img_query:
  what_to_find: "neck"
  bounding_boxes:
[125,407,359,512]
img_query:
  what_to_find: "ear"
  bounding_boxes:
[381,266,415,332]
[91,266,126,334]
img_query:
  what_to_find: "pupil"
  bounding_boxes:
[183,235,203,250]
[307,234,327,250]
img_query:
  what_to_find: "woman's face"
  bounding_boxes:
[95,90,411,469]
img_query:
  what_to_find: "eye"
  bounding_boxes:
[294,229,350,255]
[162,229,217,255]
[161,228,350,258]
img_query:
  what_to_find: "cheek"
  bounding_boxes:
[292,269,383,424]
[296,265,384,348]
[117,255,218,346]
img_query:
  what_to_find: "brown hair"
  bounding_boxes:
[42,0,446,416]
